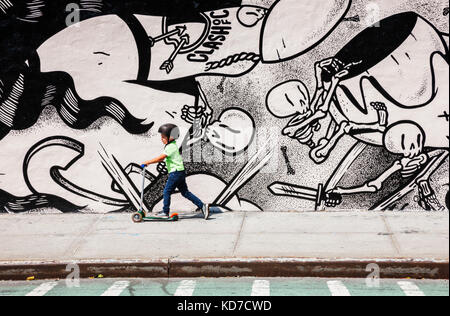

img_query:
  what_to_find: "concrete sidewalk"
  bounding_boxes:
[0,211,448,280]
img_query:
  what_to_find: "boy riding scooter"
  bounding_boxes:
[142,124,210,220]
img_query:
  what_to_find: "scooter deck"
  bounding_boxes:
[143,215,179,222]
[132,212,179,223]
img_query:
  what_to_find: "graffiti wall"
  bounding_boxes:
[0,0,448,214]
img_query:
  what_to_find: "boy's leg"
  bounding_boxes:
[162,173,178,215]
[177,172,204,210]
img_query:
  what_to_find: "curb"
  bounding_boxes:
[0,258,448,281]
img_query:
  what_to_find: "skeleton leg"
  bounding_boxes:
[310,106,387,164]
[310,121,347,164]
[372,150,449,211]
[415,150,449,211]
[289,75,342,143]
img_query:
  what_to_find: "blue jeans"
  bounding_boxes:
[163,171,204,214]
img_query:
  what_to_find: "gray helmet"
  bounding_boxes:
[158,123,180,140]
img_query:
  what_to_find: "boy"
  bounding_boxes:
[142,124,210,219]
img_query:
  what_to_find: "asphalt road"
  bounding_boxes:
[0,278,448,296]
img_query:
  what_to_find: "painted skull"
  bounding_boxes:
[205,108,256,155]
[266,80,311,119]
[383,122,425,158]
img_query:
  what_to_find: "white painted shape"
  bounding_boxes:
[174,280,197,296]
[251,280,270,296]
[26,281,58,296]
[327,280,351,296]
[101,280,130,296]
[398,281,425,296]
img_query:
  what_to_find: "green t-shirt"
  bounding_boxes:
[163,141,185,173]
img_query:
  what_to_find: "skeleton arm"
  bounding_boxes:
[310,61,327,112]
[183,82,214,147]
[288,71,343,134]
[333,161,403,195]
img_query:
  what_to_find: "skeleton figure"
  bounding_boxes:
[267,12,449,211]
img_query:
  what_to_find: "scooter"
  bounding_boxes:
[132,166,179,223]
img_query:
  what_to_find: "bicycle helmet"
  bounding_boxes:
[158,123,180,140]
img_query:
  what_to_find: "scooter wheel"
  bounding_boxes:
[132,212,143,223]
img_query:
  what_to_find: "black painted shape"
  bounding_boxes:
[446,189,449,210]
[130,76,199,96]
[1,1,243,139]
[326,12,418,82]
[118,14,151,82]
[0,189,84,213]
[0,0,242,75]
[2,62,153,137]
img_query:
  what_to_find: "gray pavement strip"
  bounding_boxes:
[0,258,448,281]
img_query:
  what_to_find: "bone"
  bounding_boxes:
[281,146,296,175]
[217,77,226,93]
[343,15,360,22]
[371,102,388,126]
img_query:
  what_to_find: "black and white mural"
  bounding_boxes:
[0,0,448,214]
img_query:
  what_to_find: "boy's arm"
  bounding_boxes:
[142,154,167,167]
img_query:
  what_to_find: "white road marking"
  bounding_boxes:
[251,280,271,296]
[101,281,130,296]
[26,281,58,296]
[327,280,351,296]
[174,280,197,296]
[398,281,425,296]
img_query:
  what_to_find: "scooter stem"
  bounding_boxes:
[140,166,146,213]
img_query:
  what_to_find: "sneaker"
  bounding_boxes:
[155,211,169,218]
[202,204,210,220]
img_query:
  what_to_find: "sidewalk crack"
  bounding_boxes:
[381,214,402,256]
[62,214,105,260]
[232,212,247,256]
